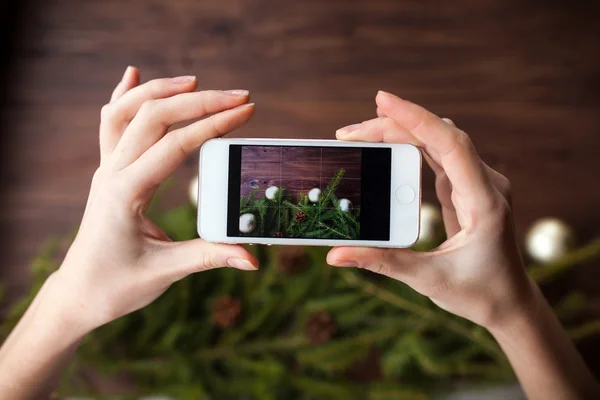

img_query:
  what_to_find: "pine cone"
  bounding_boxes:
[305,311,336,344]
[346,347,382,383]
[295,211,307,223]
[273,231,284,237]
[277,246,308,275]
[211,295,242,328]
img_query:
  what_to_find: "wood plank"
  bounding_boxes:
[2,4,600,373]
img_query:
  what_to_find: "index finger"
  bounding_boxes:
[343,91,496,212]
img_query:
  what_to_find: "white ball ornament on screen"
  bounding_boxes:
[308,188,321,203]
[188,175,199,207]
[415,202,444,246]
[339,198,352,212]
[265,186,279,200]
[239,213,257,234]
[525,218,575,264]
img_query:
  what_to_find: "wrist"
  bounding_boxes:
[36,271,96,342]
[486,275,545,339]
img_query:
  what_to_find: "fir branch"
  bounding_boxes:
[528,237,600,284]
[195,335,311,361]
[568,320,600,341]
[319,168,345,207]
[339,269,508,365]
[316,220,352,240]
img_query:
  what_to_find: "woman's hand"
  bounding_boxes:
[55,67,259,334]
[0,67,260,399]
[328,91,600,400]
[328,90,530,330]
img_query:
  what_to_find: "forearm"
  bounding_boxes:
[489,278,600,399]
[0,272,88,399]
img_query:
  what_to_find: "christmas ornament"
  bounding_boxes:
[277,246,308,275]
[339,198,352,212]
[415,203,445,246]
[295,211,308,223]
[239,213,257,233]
[265,185,279,200]
[308,188,321,203]
[188,175,199,207]
[526,218,575,264]
[211,295,242,328]
[306,311,336,344]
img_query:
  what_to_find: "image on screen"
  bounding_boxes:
[227,145,392,241]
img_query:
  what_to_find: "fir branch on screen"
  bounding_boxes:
[319,168,345,207]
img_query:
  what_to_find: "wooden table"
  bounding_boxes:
[1,0,600,362]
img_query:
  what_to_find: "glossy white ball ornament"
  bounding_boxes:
[308,188,321,203]
[239,213,256,233]
[265,186,279,200]
[415,203,444,246]
[526,218,575,264]
[339,198,352,212]
[188,175,199,207]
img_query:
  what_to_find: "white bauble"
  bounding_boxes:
[265,185,279,200]
[415,203,444,246]
[339,198,352,212]
[308,188,321,203]
[526,218,575,264]
[239,213,257,233]
[188,175,199,207]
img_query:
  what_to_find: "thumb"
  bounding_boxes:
[151,239,258,282]
[327,246,426,283]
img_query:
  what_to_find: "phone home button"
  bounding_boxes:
[395,185,415,204]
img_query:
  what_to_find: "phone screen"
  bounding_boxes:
[227,145,391,240]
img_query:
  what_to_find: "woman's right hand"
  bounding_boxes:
[53,67,259,335]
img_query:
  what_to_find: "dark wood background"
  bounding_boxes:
[240,146,361,205]
[1,0,600,369]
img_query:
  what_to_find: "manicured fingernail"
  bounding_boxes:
[170,75,196,84]
[122,65,135,81]
[224,89,249,96]
[227,257,258,271]
[231,102,255,110]
[336,124,361,135]
[442,117,456,127]
[378,90,401,101]
[328,260,357,267]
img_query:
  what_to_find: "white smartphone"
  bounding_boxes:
[197,138,421,248]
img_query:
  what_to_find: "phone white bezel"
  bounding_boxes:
[198,138,421,248]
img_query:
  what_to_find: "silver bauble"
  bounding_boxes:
[239,213,257,233]
[188,175,199,207]
[339,198,352,212]
[265,186,279,200]
[308,188,321,203]
[526,218,575,264]
[416,203,444,246]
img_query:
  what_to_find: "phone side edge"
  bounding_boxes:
[197,138,229,242]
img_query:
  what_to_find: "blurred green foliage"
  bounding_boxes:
[2,200,600,399]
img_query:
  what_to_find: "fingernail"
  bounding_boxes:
[328,260,357,267]
[224,89,249,96]
[122,65,135,80]
[378,90,401,100]
[231,102,255,110]
[170,75,196,84]
[227,257,258,271]
[442,117,456,127]
[336,123,361,135]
